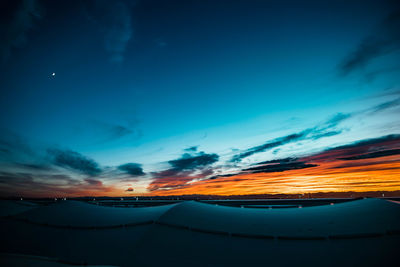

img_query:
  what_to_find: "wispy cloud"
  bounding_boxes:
[0,130,150,196]
[0,0,43,61]
[47,148,102,176]
[148,151,218,191]
[0,132,31,159]
[184,146,198,152]
[209,157,318,179]
[0,171,114,197]
[84,178,103,186]
[368,97,400,114]
[104,124,133,140]
[339,10,400,77]
[301,134,400,164]
[326,134,400,153]
[117,162,145,176]
[168,152,219,171]
[364,65,400,83]
[148,168,213,192]
[242,159,317,174]
[86,0,134,63]
[338,148,400,161]
[230,113,350,162]
[197,133,400,183]
[150,133,400,196]
[90,120,138,142]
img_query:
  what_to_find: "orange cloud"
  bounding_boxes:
[148,156,400,196]
[148,135,400,196]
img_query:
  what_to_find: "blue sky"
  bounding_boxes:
[1,0,400,196]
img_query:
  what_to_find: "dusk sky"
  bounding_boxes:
[1,0,400,197]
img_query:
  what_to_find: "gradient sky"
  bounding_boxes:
[1,0,400,197]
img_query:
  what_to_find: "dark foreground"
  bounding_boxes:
[1,198,399,266]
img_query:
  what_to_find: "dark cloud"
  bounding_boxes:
[16,163,52,171]
[208,173,239,180]
[339,10,400,76]
[152,168,182,179]
[0,171,113,197]
[126,187,134,192]
[330,160,399,170]
[0,131,108,177]
[105,124,133,140]
[209,158,317,179]
[242,161,318,174]
[148,168,213,192]
[368,97,400,114]
[0,130,35,161]
[85,0,134,63]
[86,120,140,143]
[184,146,198,152]
[230,113,349,162]
[47,148,102,176]
[327,134,400,151]
[0,172,75,194]
[0,148,10,154]
[154,133,399,189]
[364,65,400,82]
[117,163,145,176]
[301,134,400,165]
[323,113,351,128]
[0,172,77,184]
[222,134,400,178]
[148,151,218,191]
[84,178,103,186]
[168,152,219,171]
[339,148,400,161]
[231,132,306,163]
[254,157,297,165]
[148,169,193,191]
[310,131,342,140]
[0,0,43,61]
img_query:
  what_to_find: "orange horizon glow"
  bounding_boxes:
[147,154,400,196]
[19,156,399,198]
[4,139,400,198]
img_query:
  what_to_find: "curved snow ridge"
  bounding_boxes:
[11,217,156,230]
[12,200,177,228]
[0,253,118,266]
[4,198,400,239]
[0,200,39,217]
[155,198,400,240]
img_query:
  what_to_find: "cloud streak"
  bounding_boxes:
[338,148,400,161]
[243,162,317,173]
[91,121,137,142]
[243,158,318,174]
[230,113,350,162]
[47,148,102,176]
[148,151,218,191]
[0,171,114,197]
[104,124,133,140]
[339,10,400,76]
[148,133,400,196]
[86,0,133,63]
[0,0,43,61]
[168,152,219,171]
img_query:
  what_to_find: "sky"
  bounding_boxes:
[1,0,400,197]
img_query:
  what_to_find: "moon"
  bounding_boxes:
[52,72,56,77]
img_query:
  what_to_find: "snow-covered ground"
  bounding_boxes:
[1,199,399,266]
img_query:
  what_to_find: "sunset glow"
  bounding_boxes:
[1,0,400,198]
